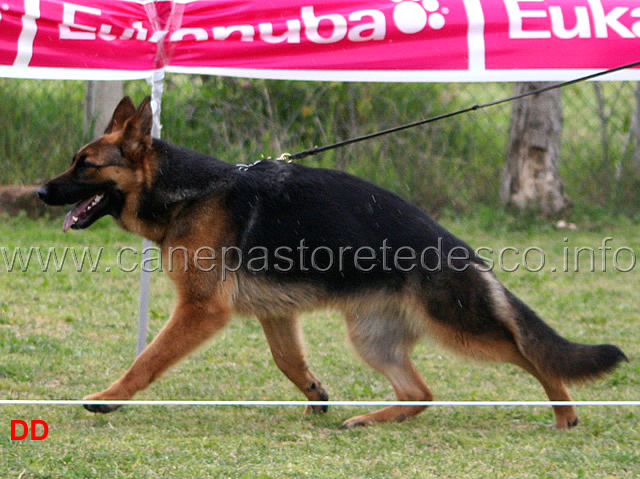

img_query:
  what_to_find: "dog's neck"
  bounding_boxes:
[135,139,235,223]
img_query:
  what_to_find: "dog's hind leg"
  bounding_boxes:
[451,325,579,429]
[341,311,433,428]
[258,315,329,413]
[84,296,232,413]
[507,349,578,429]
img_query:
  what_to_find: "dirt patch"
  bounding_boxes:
[0,185,63,218]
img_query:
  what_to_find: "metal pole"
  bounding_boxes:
[137,69,164,356]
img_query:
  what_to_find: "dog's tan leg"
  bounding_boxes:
[446,332,579,429]
[341,360,433,428]
[84,298,231,412]
[508,350,578,429]
[258,315,329,413]
[543,380,578,430]
[341,312,433,428]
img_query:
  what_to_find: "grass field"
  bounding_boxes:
[1,213,639,478]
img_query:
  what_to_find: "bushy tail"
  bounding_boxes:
[505,291,628,383]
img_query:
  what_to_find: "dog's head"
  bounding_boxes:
[38,96,153,232]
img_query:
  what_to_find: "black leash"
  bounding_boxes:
[276,60,640,162]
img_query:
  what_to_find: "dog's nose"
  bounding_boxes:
[36,185,49,201]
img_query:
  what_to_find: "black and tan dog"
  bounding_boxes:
[38,96,627,429]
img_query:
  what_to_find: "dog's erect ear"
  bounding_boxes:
[104,96,137,134]
[121,96,153,154]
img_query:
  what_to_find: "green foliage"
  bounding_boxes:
[0,79,85,185]
[559,82,639,215]
[0,77,638,217]
[154,76,511,215]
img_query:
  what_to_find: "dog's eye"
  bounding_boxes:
[72,153,86,165]
[76,154,101,169]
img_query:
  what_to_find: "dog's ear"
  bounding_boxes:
[105,96,137,134]
[121,96,153,155]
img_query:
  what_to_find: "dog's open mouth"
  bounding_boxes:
[63,193,109,232]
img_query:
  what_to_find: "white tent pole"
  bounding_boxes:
[137,68,165,355]
[137,242,152,355]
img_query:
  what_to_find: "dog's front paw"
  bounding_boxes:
[83,403,121,413]
[83,392,124,414]
[303,383,329,414]
[555,415,579,430]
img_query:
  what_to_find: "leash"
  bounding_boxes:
[273,60,640,162]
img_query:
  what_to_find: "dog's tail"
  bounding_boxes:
[504,289,628,383]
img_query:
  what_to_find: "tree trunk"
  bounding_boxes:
[500,82,571,218]
[84,81,124,139]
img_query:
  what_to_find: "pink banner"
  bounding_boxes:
[0,0,638,81]
[484,0,640,70]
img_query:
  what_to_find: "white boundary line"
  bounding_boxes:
[164,66,640,83]
[2,66,639,82]
[1,400,639,407]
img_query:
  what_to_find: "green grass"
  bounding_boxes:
[1,213,639,478]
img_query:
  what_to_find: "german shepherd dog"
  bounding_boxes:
[38,96,627,429]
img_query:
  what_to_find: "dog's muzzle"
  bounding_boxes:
[36,185,50,202]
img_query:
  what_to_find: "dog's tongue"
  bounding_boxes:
[62,196,95,233]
